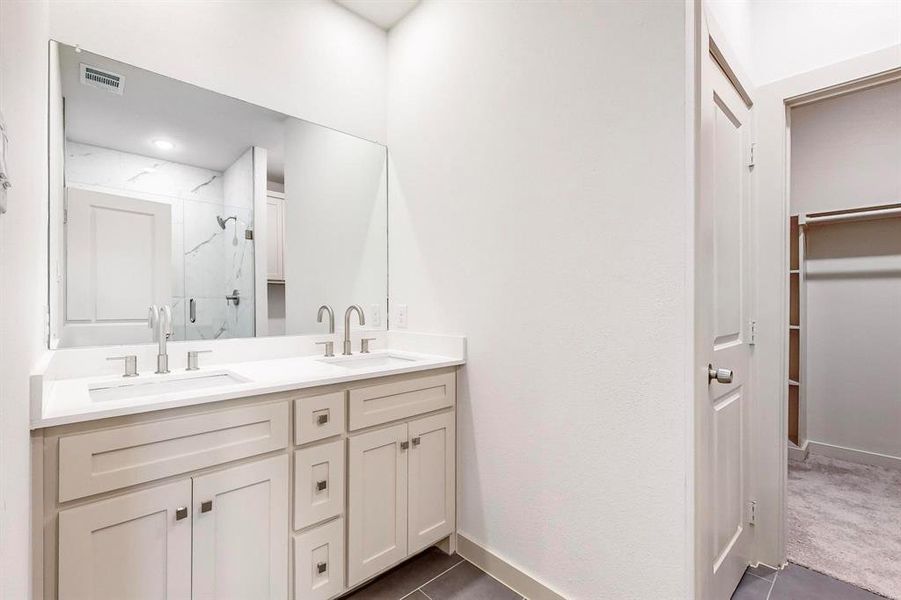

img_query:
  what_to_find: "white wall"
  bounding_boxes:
[791,79,901,215]
[48,0,388,144]
[707,0,901,85]
[388,2,692,597]
[791,82,901,462]
[0,1,50,597]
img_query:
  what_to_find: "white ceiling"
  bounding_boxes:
[60,45,289,181]
[334,0,419,30]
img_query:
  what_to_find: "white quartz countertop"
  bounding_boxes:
[33,349,464,429]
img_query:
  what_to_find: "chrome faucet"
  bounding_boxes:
[148,304,173,374]
[343,305,365,356]
[317,305,335,333]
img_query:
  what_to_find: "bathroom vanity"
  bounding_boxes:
[31,350,462,599]
[35,37,463,599]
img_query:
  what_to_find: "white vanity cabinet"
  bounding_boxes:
[35,367,457,600]
[347,374,456,588]
[57,455,289,600]
[58,479,193,599]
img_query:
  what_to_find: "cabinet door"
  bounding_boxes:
[348,423,408,587]
[192,455,289,600]
[58,479,191,600]
[408,411,456,553]
[266,196,285,281]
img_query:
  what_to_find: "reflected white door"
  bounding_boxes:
[697,30,755,600]
[64,187,171,345]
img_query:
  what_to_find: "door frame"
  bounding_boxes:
[751,44,901,570]
[693,7,757,599]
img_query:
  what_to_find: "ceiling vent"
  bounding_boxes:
[80,63,124,95]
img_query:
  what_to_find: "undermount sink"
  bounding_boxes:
[89,371,249,402]
[318,353,419,371]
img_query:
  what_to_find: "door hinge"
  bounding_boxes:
[749,320,757,346]
[749,500,757,526]
[748,142,756,168]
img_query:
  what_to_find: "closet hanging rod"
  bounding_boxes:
[800,204,901,227]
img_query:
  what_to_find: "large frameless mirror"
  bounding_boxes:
[48,42,388,348]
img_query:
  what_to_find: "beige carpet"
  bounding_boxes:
[787,454,901,599]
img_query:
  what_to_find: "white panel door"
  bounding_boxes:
[348,423,408,587]
[58,479,191,600]
[698,31,754,600]
[64,187,171,345]
[192,455,289,600]
[408,411,455,553]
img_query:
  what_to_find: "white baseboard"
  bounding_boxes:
[456,534,566,600]
[787,440,809,462]
[807,440,901,470]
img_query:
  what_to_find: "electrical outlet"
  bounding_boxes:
[369,304,381,327]
[396,304,408,328]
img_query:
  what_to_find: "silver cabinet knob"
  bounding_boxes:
[412,436,421,447]
[107,355,138,377]
[175,506,188,521]
[201,500,213,513]
[317,562,328,574]
[708,365,734,384]
[400,441,409,450]
[316,480,327,492]
[316,412,329,425]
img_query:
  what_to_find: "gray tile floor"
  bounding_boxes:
[341,547,523,600]
[732,563,887,600]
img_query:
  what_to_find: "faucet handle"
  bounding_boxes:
[186,350,212,371]
[360,338,377,354]
[148,305,159,329]
[108,355,138,378]
[316,341,335,358]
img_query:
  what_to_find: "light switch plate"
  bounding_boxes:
[369,304,381,327]
[396,304,408,328]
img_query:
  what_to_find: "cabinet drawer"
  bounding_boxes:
[348,372,455,431]
[294,440,344,530]
[58,402,289,502]
[294,518,344,600]
[294,392,344,445]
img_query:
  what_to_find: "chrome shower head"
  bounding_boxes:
[217,215,236,230]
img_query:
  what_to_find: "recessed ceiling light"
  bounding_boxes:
[152,139,174,151]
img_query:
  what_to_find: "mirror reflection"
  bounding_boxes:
[49,43,387,348]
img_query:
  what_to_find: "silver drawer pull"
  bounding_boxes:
[317,561,328,574]
[400,441,409,450]
[412,436,421,447]
[175,506,188,521]
[316,480,327,492]
[317,413,329,425]
[201,500,213,513]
